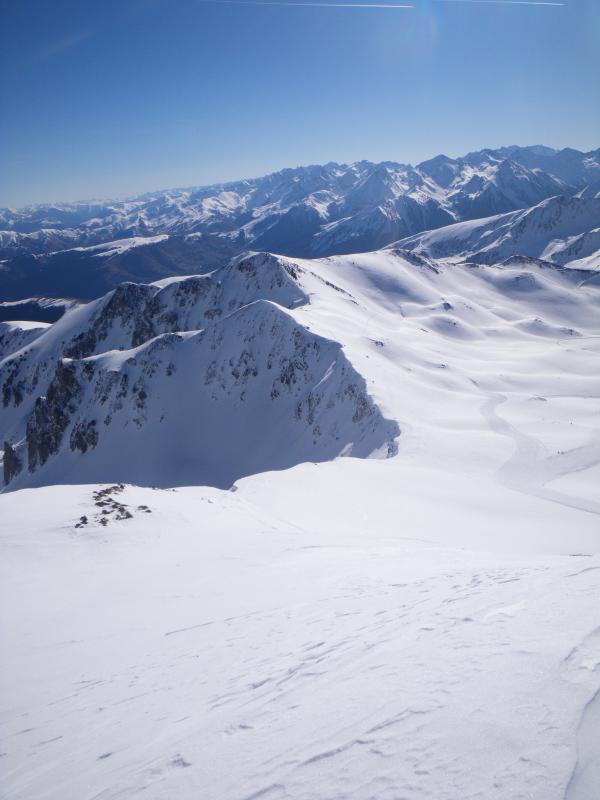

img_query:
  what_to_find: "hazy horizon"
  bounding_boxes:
[2,139,597,210]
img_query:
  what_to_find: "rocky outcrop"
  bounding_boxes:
[4,299,399,490]
[0,253,309,455]
[64,282,159,359]
[0,251,402,491]
[0,321,49,362]
[3,441,21,485]
[26,361,82,472]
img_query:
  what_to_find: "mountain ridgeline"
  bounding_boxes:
[1,145,598,300]
[2,242,598,492]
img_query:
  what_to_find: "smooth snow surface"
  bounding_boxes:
[1,246,599,799]
[393,195,600,269]
[2,468,599,800]
[69,234,170,257]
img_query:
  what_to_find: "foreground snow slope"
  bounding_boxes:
[1,247,599,799]
[1,462,599,800]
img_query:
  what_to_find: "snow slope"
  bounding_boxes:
[0,253,314,471]
[3,248,599,493]
[1,417,599,800]
[0,320,49,361]
[1,245,599,800]
[393,195,600,269]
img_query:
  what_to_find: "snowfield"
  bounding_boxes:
[1,245,599,799]
[393,195,600,269]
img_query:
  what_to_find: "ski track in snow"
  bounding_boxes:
[481,393,600,516]
[563,627,600,800]
[1,247,599,799]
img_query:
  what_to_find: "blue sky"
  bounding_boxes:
[1,0,598,207]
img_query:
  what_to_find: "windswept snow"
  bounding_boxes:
[1,243,599,800]
[67,234,170,258]
[393,195,600,269]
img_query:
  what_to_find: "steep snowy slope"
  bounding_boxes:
[394,195,600,268]
[1,242,599,800]
[0,320,49,361]
[21,302,397,489]
[1,252,401,489]
[0,253,308,456]
[2,247,598,496]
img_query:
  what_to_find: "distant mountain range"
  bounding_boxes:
[1,145,598,300]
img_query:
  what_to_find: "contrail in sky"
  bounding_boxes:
[204,0,564,7]
[438,1,564,6]
[209,2,414,7]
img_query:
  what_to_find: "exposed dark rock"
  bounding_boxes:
[70,419,99,454]
[26,361,81,472]
[3,441,22,485]
[64,283,157,359]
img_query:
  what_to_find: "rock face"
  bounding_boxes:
[14,302,398,489]
[26,361,83,473]
[2,441,21,485]
[0,253,309,451]
[0,252,399,491]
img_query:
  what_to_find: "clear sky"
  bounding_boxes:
[1,0,598,207]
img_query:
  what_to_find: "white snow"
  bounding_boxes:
[68,234,170,258]
[0,320,50,361]
[1,245,599,800]
[394,195,600,269]
[3,145,598,262]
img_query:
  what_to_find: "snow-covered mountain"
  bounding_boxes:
[0,252,402,489]
[393,195,600,269]
[0,320,49,362]
[0,296,77,323]
[2,244,598,492]
[0,232,239,301]
[2,240,600,800]
[2,147,599,800]
[1,145,598,300]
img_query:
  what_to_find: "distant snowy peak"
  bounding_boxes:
[393,195,600,269]
[1,145,598,268]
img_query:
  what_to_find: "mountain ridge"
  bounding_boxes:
[1,145,598,301]
[3,244,598,493]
